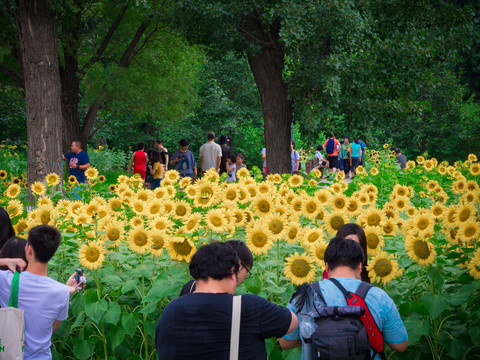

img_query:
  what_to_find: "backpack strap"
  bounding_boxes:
[8,271,20,308]
[310,282,327,304]
[330,279,386,359]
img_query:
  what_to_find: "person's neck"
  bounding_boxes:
[26,261,48,276]
[328,266,359,280]
[194,277,236,295]
[74,149,81,154]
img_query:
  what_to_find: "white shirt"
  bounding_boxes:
[227,163,237,182]
[262,148,267,167]
[199,141,222,172]
[0,271,69,360]
[315,151,324,161]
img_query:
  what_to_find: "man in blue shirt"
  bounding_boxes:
[279,237,408,359]
[62,140,90,183]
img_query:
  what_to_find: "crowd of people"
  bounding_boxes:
[0,203,408,359]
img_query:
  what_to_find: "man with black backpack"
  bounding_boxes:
[322,134,340,174]
[279,237,408,360]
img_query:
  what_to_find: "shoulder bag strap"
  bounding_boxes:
[329,278,353,300]
[189,280,197,294]
[230,295,242,360]
[310,282,327,304]
[355,282,372,299]
[8,271,20,308]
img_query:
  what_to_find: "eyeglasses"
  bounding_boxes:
[241,263,252,279]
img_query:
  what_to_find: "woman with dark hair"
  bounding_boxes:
[0,236,27,271]
[0,206,15,250]
[336,223,370,283]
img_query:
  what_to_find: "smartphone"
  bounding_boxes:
[74,268,86,290]
[75,268,83,282]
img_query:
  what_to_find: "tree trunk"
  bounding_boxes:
[17,0,64,194]
[240,15,293,175]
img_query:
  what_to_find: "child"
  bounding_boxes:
[315,145,329,168]
[235,153,246,169]
[226,154,237,182]
[148,150,164,190]
[128,142,147,180]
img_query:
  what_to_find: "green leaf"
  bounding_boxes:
[139,301,158,315]
[85,299,108,324]
[103,302,121,325]
[403,315,431,344]
[121,312,140,337]
[143,283,178,303]
[108,325,125,351]
[72,338,95,360]
[421,293,449,319]
[447,285,475,307]
[121,279,138,294]
[71,311,85,330]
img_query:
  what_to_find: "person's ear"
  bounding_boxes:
[356,262,362,274]
[325,263,330,274]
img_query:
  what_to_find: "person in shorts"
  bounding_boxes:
[323,135,340,174]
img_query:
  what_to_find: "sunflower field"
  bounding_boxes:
[1,146,480,360]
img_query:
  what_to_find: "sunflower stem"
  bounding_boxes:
[140,254,149,360]
[95,270,108,360]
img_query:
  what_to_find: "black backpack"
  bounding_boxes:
[294,280,386,360]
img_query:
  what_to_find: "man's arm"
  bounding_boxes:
[279,338,302,350]
[53,320,61,332]
[164,148,169,171]
[286,310,298,334]
[199,156,203,173]
[77,163,90,171]
[387,340,408,352]
[216,156,221,172]
[127,154,134,173]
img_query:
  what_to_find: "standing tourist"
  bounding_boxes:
[155,139,169,172]
[199,132,222,174]
[262,147,267,174]
[357,137,367,165]
[236,153,247,169]
[218,135,233,175]
[323,134,340,174]
[350,137,363,177]
[62,140,90,183]
[340,136,351,178]
[170,139,197,178]
[395,148,407,170]
[155,242,298,360]
[291,141,300,173]
[148,151,164,190]
[226,154,237,182]
[128,142,148,180]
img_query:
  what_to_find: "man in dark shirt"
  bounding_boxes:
[395,148,407,170]
[219,134,233,175]
[155,242,297,360]
[62,140,90,183]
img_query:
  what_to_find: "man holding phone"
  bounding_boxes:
[170,139,197,178]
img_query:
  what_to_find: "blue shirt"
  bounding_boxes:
[350,143,362,158]
[170,150,196,175]
[291,151,300,172]
[283,278,408,360]
[64,151,90,183]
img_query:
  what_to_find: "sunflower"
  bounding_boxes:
[68,175,77,185]
[382,219,398,236]
[167,237,196,262]
[457,221,480,243]
[7,199,23,218]
[364,226,385,255]
[315,189,331,204]
[467,249,480,280]
[383,143,390,149]
[302,198,321,219]
[31,181,46,196]
[367,252,403,285]
[162,200,175,215]
[131,199,146,215]
[6,184,21,199]
[416,156,425,164]
[45,173,60,187]
[85,202,99,216]
[359,207,385,228]
[290,197,304,214]
[185,185,197,199]
[135,189,152,202]
[79,241,105,270]
[470,163,480,176]
[443,224,459,245]
[330,193,348,210]
[144,199,162,218]
[423,160,434,171]
[205,209,229,233]
[258,182,274,195]
[356,166,365,175]
[308,179,318,187]
[128,227,152,254]
[246,223,274,255]
[149,217,174,232]
[310,241,328,267]
[284,252,316,286]
[223,185,239,202]
[173,200,192,220]
[36,206,54,225]
[370,167,379,176]
[453,179,467,194]
[330,183,344,194]
[265,214,286,240]
[285,223,301,244]
[288,174,304,188]
[301,228,324,249]
[194,194,215,208]
[394,196,410,211]
[455,203,477,223]
[165,169,181,182]
[323,210,349,236]
[182,213,203,233]
[102,221,125,244]
[85,167,99,180]
[178,177,192,188]
[98,175,106,183]
[14,218,31,234]
[252,195,274,217]
[236,167,250,178]
[335,171,345,182]
[430,204,445,219]
[405,237,436,266]
[148,231,166,257]
[108,198,123,213]
[0,169,7,179]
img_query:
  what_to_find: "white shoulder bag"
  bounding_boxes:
[229,295,242,360]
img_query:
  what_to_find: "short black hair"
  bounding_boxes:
[189,242,239,281]
[73,140,82,149]
[179,138,189,147]
[395,148,401,154]
[137,142,145,150]
[344,136,350,141]
[0,237,27,271]
[155,139,164,145]
[225,240,253,269]
[228,154,236,163]
[336,223,370,282]
[150,150,162,163]
[235,153,245,162]
[316,145,323,151]
[207,131,215,140]
[0,206,15,249]
[291,140,296,149]
[324,236,365,271]
[27,225,62,263]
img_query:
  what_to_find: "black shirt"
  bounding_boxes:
[179,280,196,296]
[396,154,407,169]
[155,293,292,360]
[220,145,233,174]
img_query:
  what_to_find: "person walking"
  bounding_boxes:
[218,135,233,175]
[350,137,363,177]
[323,134,340,174]
[261,147,267,174]
[340,136,351,178]
[395,148,407,170]
[128,142,148,180]
[199,132,222,174]
[62,140,90,183]
[148,150,164,190]
[170,139,197,178]
[155,139,169,172]
[291,141,300,173]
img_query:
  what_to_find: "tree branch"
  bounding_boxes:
[79,4,129,74]
[0,63,24,89]
[119,21,149,67]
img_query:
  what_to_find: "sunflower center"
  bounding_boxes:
[464,225,476,238]
[187,219,197,230]
[417,218,429,230]
[459,209,470,222]
[413,241,431,259]
[383,224,393,234]
[252,232,268,247]
[134,232,148,247]
[367,214,381,226]
[258,200,271,213]
[330,216,345,231]
[17,222,28,233]
[366,233,379,249]
[374,259,392,277]
[315,247,325,261]
[334,199,345,209]
[226,190,236,200]
[86,247,100,262]
[291,259,310,277]
[152,236,164,249]
[307,232,320,243]
[211,216,223,227]
[107,228,120,241]
[173,239,192,255]
[288,227,297,239]
[40,211,50,224]
[176,206,187,216]
[348,202,358,212]
[111,200,122,211]
[155,221,166,230]
[269,220,283,234]
[306,202,317,213]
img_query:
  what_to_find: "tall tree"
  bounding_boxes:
[16,0,63,189]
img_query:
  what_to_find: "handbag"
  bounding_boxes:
[229,295,242,360]
[0,271,25,360]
